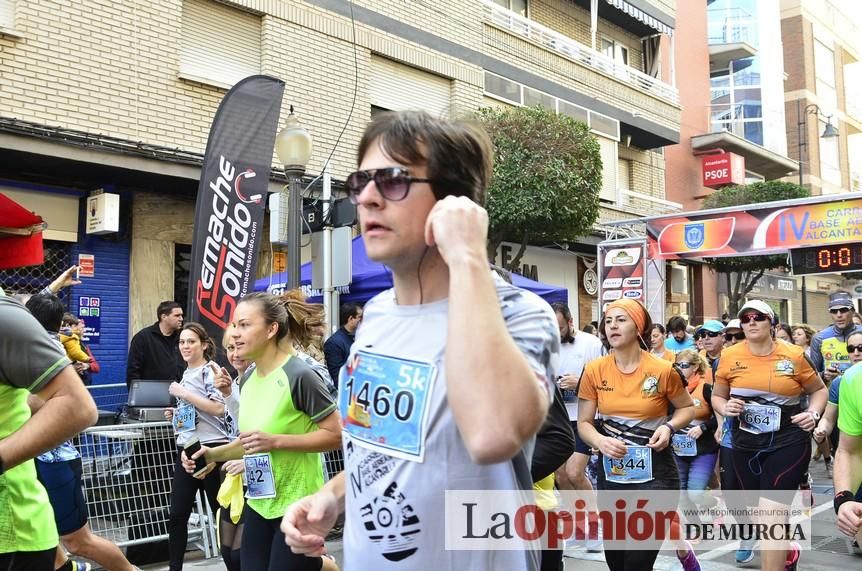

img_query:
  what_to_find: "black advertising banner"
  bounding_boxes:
[188,75,285,339]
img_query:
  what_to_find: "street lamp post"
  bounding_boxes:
[275,106,313,291]
[796,100,839,323]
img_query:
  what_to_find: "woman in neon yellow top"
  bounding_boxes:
[184,292,341,571]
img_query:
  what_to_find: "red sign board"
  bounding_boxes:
[78,253,95,278]
[702,153,745,188]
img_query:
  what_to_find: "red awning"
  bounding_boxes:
[0,193,46,270]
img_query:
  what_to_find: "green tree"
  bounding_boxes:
[701,180,809,314]
[476,105,602,271]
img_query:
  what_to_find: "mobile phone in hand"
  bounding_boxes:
[74,266,80,281]
[184,438,208,474]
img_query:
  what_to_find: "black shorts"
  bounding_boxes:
[570,421,592,456]
[730,440,811,503]
[34,457,88,536]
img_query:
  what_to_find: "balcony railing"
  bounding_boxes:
[710,102,748,137]
[481,0,679,106]
[707,6,756,45]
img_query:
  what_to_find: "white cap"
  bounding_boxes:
[723,318,741,331]
[737,300,775,321]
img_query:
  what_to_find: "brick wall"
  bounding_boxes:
[1,0,675,177]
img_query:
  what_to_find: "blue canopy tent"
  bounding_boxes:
[254,236,568,304]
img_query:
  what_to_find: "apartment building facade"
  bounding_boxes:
[0,0,681,377]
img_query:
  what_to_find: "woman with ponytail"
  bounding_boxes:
[165,322,231,571]
[182,292,341,571]
[577,299,700,571]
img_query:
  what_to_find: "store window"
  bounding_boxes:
[0,241,73,302]
[174,244,192,314]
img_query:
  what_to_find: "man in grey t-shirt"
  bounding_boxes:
[282,111,558,570]
[0,296,98,569]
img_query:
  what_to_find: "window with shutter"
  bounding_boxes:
[180,0,261,88]
[597,136,618,203]
[369,57,451,118]
[0,0,15,30]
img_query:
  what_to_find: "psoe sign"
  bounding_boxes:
[702,153,745,189]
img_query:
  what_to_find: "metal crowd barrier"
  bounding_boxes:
[78,383,344,557]
[73,419,218,558]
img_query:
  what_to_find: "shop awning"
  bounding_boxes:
[0,192,46,269]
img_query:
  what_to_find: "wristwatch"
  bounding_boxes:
[835,490,856,514]
[807,410,821,421]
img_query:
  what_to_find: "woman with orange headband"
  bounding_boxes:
[578,299,699,571]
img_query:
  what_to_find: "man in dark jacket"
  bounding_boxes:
[323,302,362,384]
[126,301,185,387]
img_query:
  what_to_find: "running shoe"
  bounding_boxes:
[71,562,93,571]
[735,537,756,565]
[825,456,834,478]
[784,542,800,571]
[677,541,701,571]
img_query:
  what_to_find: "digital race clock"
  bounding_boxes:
[790,243,862,275]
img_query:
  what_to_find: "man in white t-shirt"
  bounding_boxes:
[551,302,604,550]
[281,111,559,570]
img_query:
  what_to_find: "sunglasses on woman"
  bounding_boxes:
[345,167,434,204]
[676,362,692,369]
[739,313,769,324]
[847,344,862,353]
[725,332,745,342]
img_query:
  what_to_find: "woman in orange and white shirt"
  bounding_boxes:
[578,299,699,571]
[712,300,826,571]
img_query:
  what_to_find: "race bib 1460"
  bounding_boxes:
[339,351,437,462]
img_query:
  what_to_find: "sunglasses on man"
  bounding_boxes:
[696,331,722,340]
[346,167,434,204]
[847,344,862,353]
[724,332,745,342]
[829,307,851,315]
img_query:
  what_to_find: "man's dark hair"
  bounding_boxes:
[26,294,65,333]
[339,302,363,328]
[551,302,574,344]
[357,110,494,206]
[157,301,182,321]
[667,315,688,333]
[582,324,596,335]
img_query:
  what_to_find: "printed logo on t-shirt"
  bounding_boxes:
[641,376,659,397]
[730,361,748,373]
[775,359,795,375]
[359,481,421,562]
[597,379,614,392]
